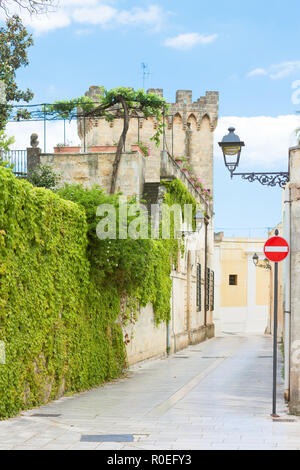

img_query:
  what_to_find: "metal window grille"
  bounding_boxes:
[2,150,27,177]
[206,267,210,312]
[210,270,215,312]
[196,264,201,311]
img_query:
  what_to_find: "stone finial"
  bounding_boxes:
[30,133,39,148]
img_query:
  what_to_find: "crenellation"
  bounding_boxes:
[79,86,219,190]
[85,86,103,102]
[176,90,192,105]
[147,88,163,97]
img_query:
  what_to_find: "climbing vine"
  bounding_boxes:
[0,168,126,419]
[0,170,200,418]
[57,184,176,326]
[45,87,167,194]
[174,156,212,201]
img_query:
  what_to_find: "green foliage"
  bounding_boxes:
[57,180,199,326]
[46,87,167,149]
[163,178,200,230]
[174,157,212,202]
[0,129,14,160]
[0,173,198,418]
[44,96,95,120]
[0,15,34,129]
[27,164,60,190]
[0,169,126,419]
[136,141,152,156]
[57,184,174,325]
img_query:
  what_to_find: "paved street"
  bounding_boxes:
[0,333,299,450]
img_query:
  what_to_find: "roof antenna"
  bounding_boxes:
[141,63,151,90]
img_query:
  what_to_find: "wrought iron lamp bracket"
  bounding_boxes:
[231,172,289,188]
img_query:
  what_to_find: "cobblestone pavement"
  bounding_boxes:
[0,333,299,450]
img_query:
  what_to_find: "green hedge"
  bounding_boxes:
[0,168,126,419]
[0,170,199,419]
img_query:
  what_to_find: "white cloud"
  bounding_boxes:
[9,1,167,35]
[118,5,164,30]
[248,61,300,80]
[58,0,99,6]
[247,68,267,77]
[24,11,71,33]
[164,32,218,50]
[215,115,300,168]
[72,5,117,26]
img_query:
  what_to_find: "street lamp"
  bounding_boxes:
[218,127,245,176]
[252,253,259,266]
[219,127,289,188]
[252,253,271,270]
[195,210,205,232]
[180,210,205,236]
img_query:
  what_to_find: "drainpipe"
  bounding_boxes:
[166,321,170,356]
[171,278,176,353]
[284,186,291,401]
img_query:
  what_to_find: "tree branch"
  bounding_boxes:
[110,95,130,194]
[0,0,57,16]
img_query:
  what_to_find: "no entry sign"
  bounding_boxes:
[264,236,289,263]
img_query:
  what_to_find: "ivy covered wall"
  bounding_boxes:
[0,168,125,419]
[0,168,199,419]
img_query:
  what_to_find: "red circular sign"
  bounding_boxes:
[264,236,289,262]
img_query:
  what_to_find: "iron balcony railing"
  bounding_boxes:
[1,150,27,177]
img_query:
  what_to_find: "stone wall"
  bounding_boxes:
[125,249,215,366]
[27,147,146,197]
[288,146,300,413]
[79,87,219,192]
[26,107,216,366]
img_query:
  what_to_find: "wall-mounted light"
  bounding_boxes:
[252,253,271,270]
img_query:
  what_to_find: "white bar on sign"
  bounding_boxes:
[265,247,288,252]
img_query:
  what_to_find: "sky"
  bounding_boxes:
[2,0,300,237]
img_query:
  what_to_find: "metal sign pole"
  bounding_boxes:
[264,229,289,418]
[272,260,279,418]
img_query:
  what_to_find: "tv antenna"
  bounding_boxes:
[141,63,151,89]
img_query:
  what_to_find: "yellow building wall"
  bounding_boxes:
[220,248,248,308]
[256,267,270,306]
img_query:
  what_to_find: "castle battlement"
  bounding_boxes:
[79,86,219,189]
[147,88,219,131]
[84,86,218,126]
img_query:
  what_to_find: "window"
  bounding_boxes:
[229,275,238,286]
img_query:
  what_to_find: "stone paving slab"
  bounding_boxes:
[0,334,299,450]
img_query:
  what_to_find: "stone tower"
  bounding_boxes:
[78,87,219,192]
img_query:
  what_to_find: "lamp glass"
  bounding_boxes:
[223,145,241,156]
[194,211,204,232]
